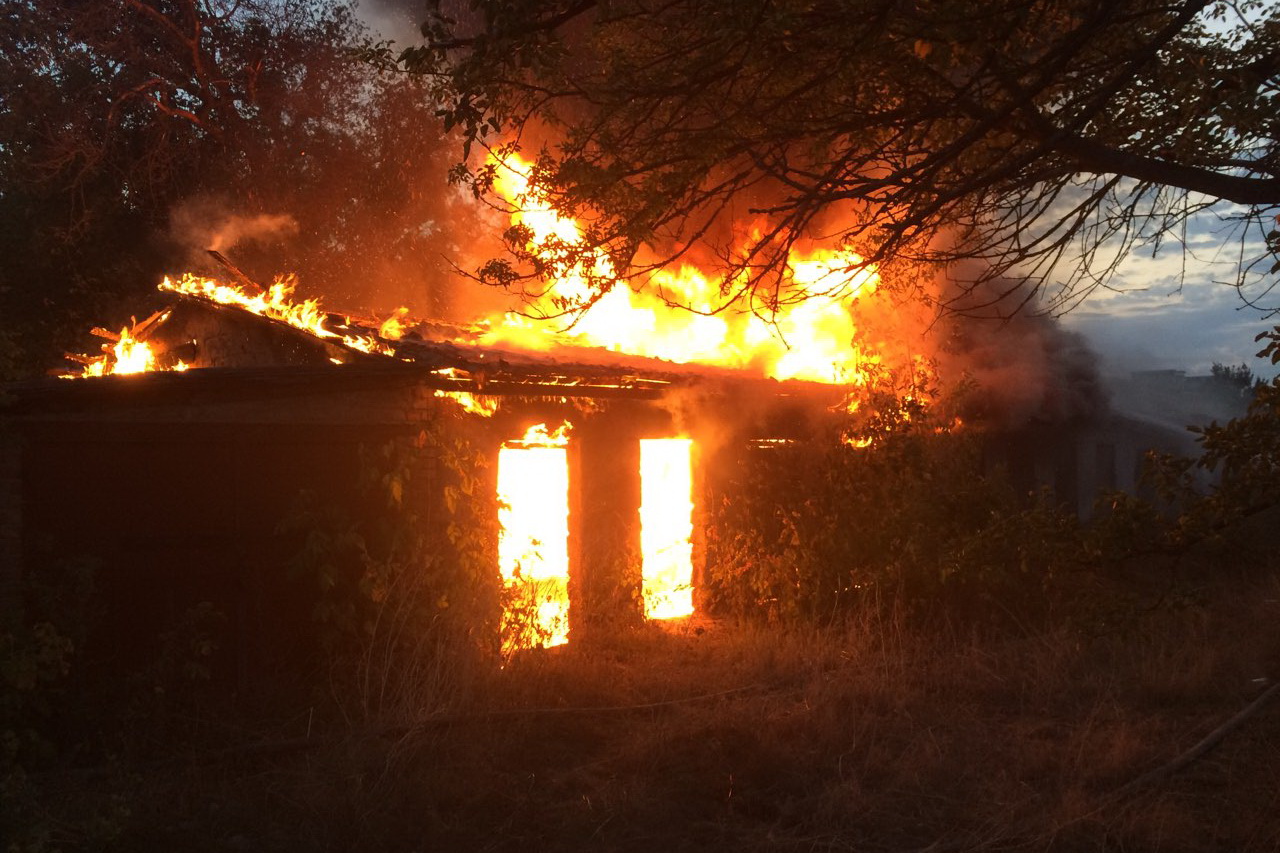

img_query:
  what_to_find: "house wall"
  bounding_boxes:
[569,414,645,639]
[7,369,696,676]
[985,414,1207,518]
[0,423,21,619]
[8,371,461,683]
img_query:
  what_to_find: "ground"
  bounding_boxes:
[12,572,1280,853]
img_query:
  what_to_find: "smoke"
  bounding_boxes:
[356,0,428,46]
[659,381,791,457]
[931,270,1109,430]
[169,200,299,256]
[208,213,298,253]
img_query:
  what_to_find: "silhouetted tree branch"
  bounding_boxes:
[404,0,1280,317]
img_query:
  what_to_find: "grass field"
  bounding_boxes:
[13,568,1280,852]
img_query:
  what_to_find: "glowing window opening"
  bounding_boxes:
[497,438,570,649]
[640,438,695,619]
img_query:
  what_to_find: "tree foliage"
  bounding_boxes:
[0,0,464,378]
[1210,360,1259,389]
[405,0,1280,316]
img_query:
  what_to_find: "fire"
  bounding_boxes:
[434,390,499,417]
[497,422,572,650]
[640,438,695,619]
[68,275,413,377]
[101,326,155,376]
[72,325,170,378]
[484,153,880,385]
[108,326,156,375]
[159,274,394,356]
[379,306,410,340]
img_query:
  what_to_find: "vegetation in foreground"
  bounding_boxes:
[5,576,1280,853]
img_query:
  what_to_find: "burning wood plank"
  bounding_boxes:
[206,249,265,295]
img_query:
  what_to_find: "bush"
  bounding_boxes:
[704,403,1084,626]
[278,418,503,724]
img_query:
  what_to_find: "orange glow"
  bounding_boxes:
[379,306,410,340]
[434,390,500,417]
[497,422,572,650]
[71,275,411,377]
[485,153,880,385]
[639,438,695,619]
[160,274,394,356]
[74,325,170,378]
[109,326,156,375]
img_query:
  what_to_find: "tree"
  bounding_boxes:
[402,0,1280,318]
[1211,360,1258,390]
[0,0,470,378]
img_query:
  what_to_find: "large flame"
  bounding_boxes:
[483,153,880,385]
[497,422,572,650]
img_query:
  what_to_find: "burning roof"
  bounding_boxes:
[50,258,853,410]
[30,149,955,432]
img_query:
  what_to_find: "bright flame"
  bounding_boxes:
[163,273,331,336]
[379,306,410,340]
[75,326,160,378]
[639,438,695,619]
[433,390,500,417]
[497,422,572,650]
[110,327,156,375]
[160,274,394,356]
[485,153,880,385]
[72,277,408,377]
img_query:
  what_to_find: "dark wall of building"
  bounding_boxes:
[8,369,449,691]
[22,421,397,678]
[983,414,1206,518]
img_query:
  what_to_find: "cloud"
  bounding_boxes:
[1060,204,1278,378]
[1064,293,1274,378]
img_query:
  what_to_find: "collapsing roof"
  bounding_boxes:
[58,261,843,392]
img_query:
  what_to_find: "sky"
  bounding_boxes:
[1060,207,1279,380]
[354,2,1280,384]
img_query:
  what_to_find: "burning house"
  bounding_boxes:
[2,154,1223,675]
[2,153,897,666]
[1,263,850,672]
[2,262,1236,678]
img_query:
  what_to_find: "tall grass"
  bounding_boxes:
[9,569,1279,851]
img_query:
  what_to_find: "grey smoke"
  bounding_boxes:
[932,271,1111,430]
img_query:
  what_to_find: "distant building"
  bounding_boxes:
[988,368,1253,518]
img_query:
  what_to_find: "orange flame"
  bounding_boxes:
[497,422,573,650]
[379,306,410,340]
[484,153,880,385]
[434,390,500,417]
[160,274,394,356]
[72,325,170,378]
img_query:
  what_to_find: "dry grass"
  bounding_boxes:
[15,574,1280,852]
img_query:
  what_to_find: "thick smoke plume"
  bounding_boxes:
[936,305,1109,431]
[927,266,1109,430]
